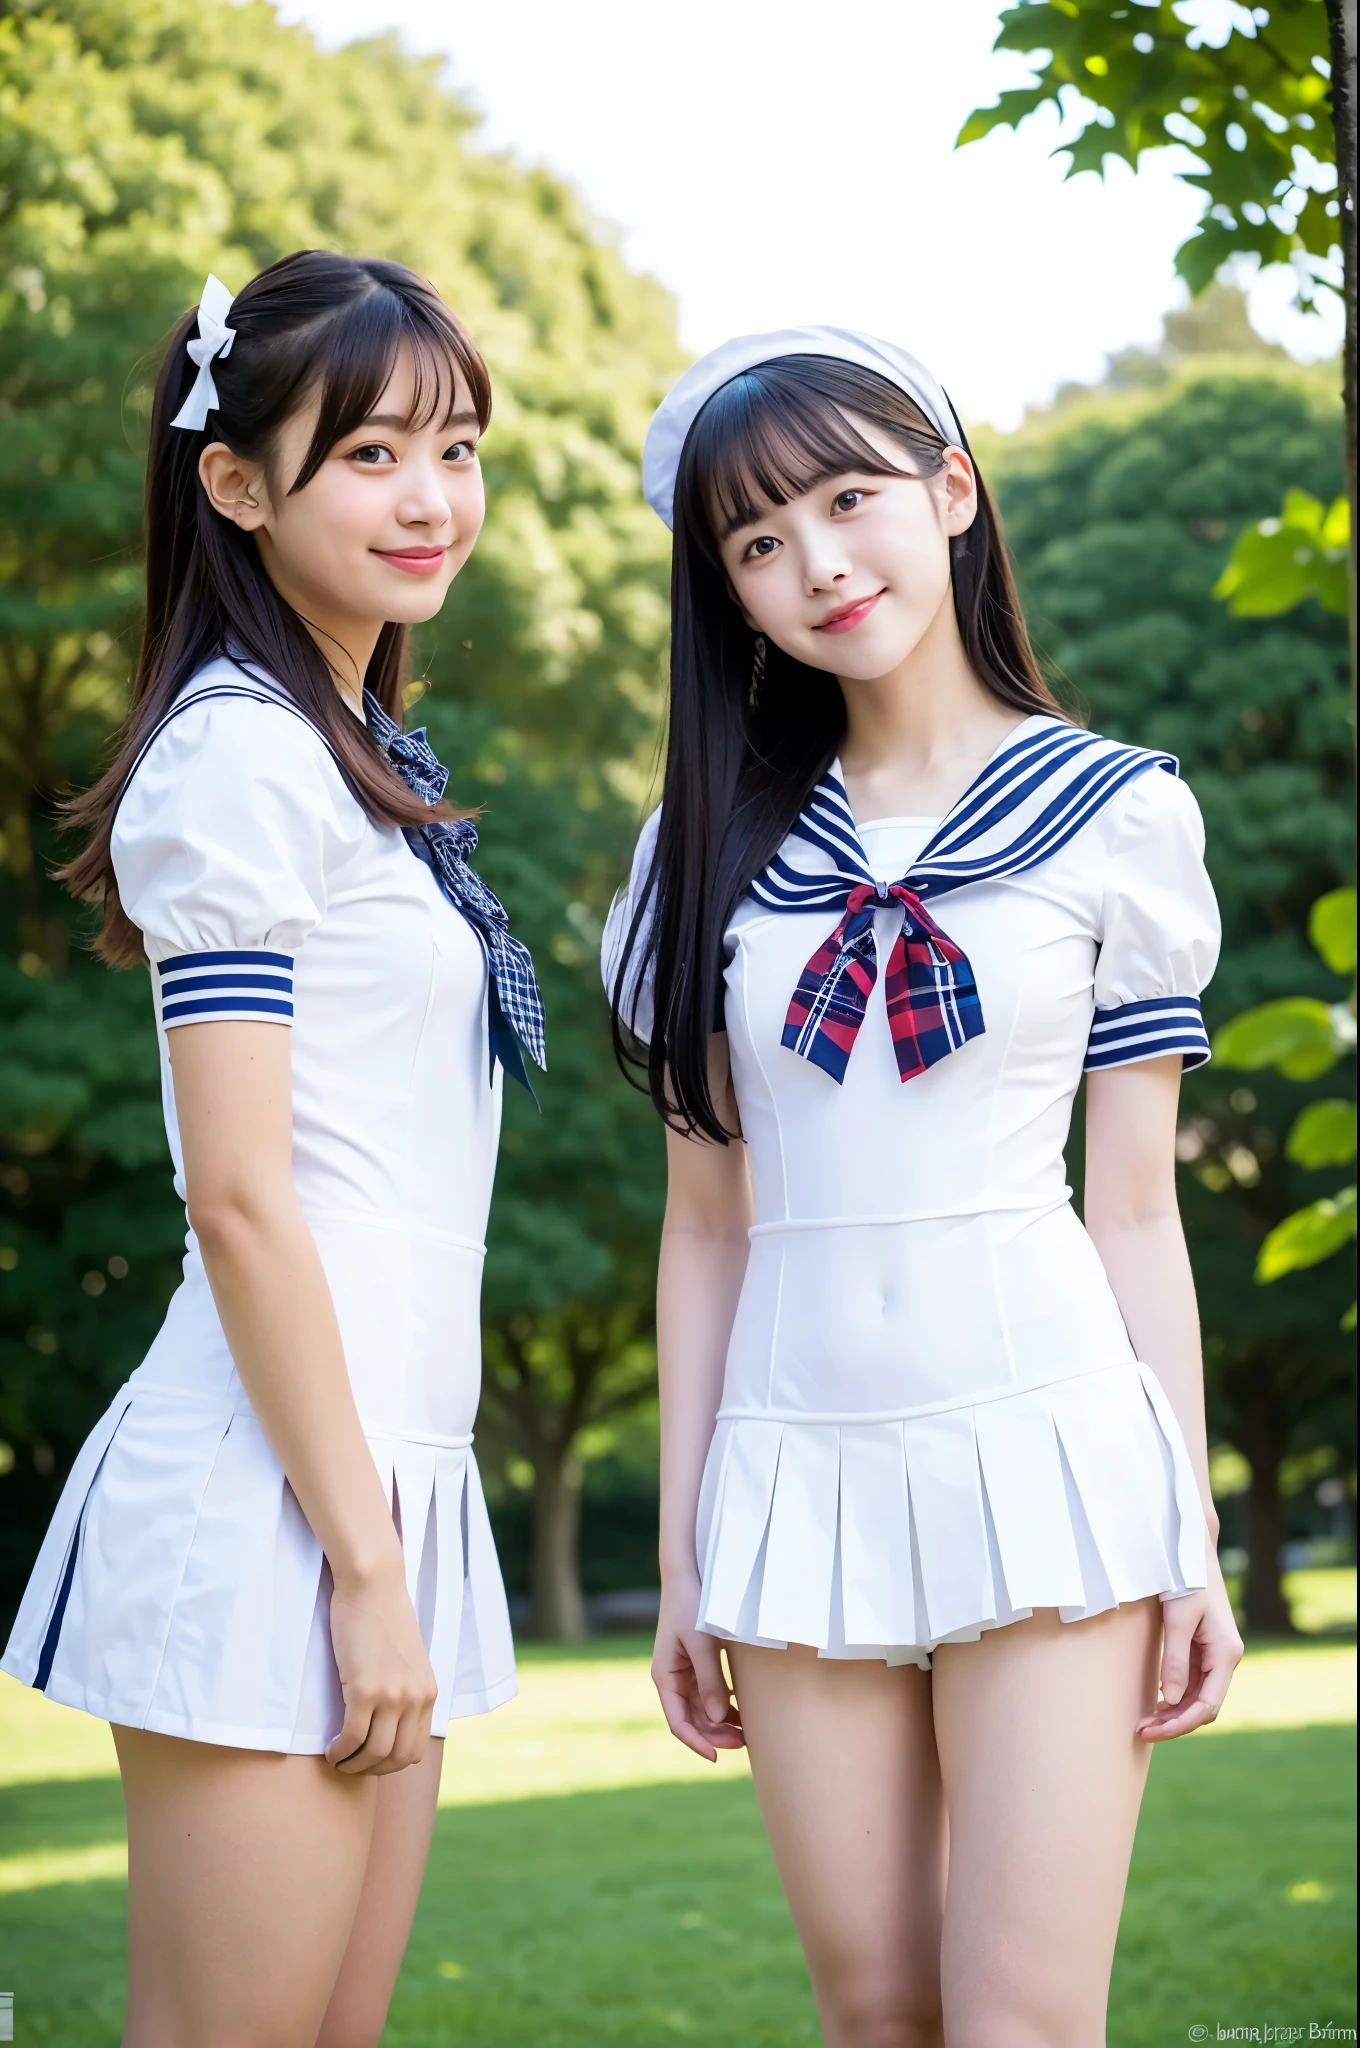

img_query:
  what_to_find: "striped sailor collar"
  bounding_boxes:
[749,714,1179,914]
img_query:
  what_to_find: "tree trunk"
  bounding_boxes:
[1325,0,1357,703]
[529,1442,588,1642]
[1237,1402,1297,1636]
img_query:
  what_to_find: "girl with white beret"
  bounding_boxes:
[3,252,540,2044]
[605,329,1243,2042]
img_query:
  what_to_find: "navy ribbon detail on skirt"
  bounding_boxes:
[364,691,546,1097]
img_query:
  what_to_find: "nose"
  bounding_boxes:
[801,532,853,595]
[398,455,455,531]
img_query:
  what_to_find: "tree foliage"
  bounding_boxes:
[959,0,1340,303]
[0,0,676,1629]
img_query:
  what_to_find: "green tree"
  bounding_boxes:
[960,0,1356,674]
[989,346,1354,1634]
[0,0,678,1635]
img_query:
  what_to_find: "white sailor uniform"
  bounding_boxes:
[604,715,1220,1664]
[2,659,517,1748]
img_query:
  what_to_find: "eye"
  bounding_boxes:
[349,443,395,466]
[832,488,865,513]
[743,534,780,561]
[443,440,478,464]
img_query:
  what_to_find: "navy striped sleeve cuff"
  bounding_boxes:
[1084,995,1210,1072]
[1081,991,1212,1073]
[156,950,294,1027]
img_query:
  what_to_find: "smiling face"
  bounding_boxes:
[714,412,978,684]
[198,340,486,676]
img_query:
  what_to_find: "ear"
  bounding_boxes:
[940,448,978,538]
[198,443,270,531]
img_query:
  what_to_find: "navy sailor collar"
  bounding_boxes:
[749,714,1179,914]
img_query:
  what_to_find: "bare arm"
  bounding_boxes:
[169,1020,436,1773]
[653,1036,753,1759]
[1084,1055,1243,1739]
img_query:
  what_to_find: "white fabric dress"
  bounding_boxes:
[2,659,517,1748]
[604,720,1220,1665]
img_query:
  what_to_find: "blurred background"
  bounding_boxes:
[0,2,1354,2040]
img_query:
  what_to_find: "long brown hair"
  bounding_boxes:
[609,354,1071,1141]
[62,249,492,965]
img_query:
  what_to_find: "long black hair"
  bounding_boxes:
[609,353,1070,1142]
[62,249,492,966]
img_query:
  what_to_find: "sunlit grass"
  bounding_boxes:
[0,1572,1353,2043]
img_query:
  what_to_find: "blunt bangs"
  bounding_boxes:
[289,284,492,495]
[678,357,946,547]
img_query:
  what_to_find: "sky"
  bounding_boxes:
[279,0,1341,431]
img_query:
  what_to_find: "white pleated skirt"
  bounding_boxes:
[1,1380,517,1751]
[694,1359,1207,1665]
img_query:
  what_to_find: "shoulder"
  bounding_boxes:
[601,804,662,1006]
[1097,754,1205,861]
[113,660,364,861]
[626,804,662,880]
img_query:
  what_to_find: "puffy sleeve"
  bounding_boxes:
[1085,766,1220,1073]
[601,806,662,1044]
[111,692,363,1030]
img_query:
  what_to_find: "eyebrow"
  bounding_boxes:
[354,409,481,432]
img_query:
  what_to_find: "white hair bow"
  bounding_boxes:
[170,274,236,432]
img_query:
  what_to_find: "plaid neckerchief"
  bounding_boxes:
[752,717,1177,1086]
[783,881,982,1084]
[364,691,545,1097]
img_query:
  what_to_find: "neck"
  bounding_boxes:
[834,595,1029,821]
[839,598,1012,774]
[254,540,380,714]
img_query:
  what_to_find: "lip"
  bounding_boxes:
[815,589,885,634]
[371,546,448,576]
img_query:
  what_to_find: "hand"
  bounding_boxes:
[652,1576,745,1762]
[325,1565,439,1775]
[1137,1555,1244,1743]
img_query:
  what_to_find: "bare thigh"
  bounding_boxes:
[115,1726,378,2048]
[729,1643,947,2048]
[931,1600,1162,2048]
[315,1738,444,2048]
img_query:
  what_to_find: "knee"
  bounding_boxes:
[819,1975,945,2048]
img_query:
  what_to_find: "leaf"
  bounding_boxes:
[1309,888,1357,977]
[1213,494,1351,617]
[1212,998,1344,1079]
[1256,1188,1358,1282]
[1285,1100,1357,1169]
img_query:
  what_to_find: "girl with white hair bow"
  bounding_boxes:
[605,329,1242,2045]
[4,251,542,2046]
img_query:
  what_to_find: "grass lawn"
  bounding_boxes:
[0,1571,1354,2045]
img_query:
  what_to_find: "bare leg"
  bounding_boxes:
[729,1643,947,2048]
[314,1737,444,2048]
[931,1600,1162,2048]
[116,1727,378,2048]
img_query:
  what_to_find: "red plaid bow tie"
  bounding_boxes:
[782,882,984,1084]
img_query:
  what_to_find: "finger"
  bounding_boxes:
[335,1704,400,1774]
[652,1666,722,1761]
[1183,1636,1241,1722]
[385,1698,434,1774]
[1158,1605,1197,1706]
[687,1632,736,1726]
[326,1699,375,1769]
[1137,1696,1219,1742]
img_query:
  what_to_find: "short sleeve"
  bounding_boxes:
[111,691,364,1030]
[601,807,661,1044]
[1085,767,1220,1073]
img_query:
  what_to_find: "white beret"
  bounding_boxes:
[641,325,963,530]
